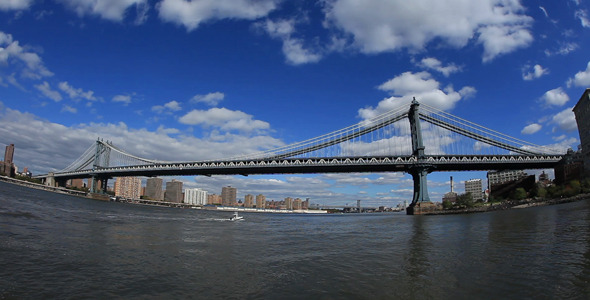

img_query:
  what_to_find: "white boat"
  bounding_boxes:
[229,212,244,221]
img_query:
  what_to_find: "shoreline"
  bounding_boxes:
[421,194,590,215]
[0,176,328,214]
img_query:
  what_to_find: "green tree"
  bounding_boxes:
[512,187,527,200]
[456,192,474,208]
[442,200,453,210]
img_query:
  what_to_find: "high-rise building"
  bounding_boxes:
[114,177,142,199]
[244,194,254,208]
[208,194,222,205]
[69,178,85,189]
[284,197,293,210]
[573,88,590,174]
[145,177,164,200]
[465,179,483,202]
[1,144,15,177]
[184,188,208,206]
[221,186,237,206]
[4,144,14,164]
[487,170,526,190]
[256,194,266,209]
[294,198,302,210]
[165,180,183,203]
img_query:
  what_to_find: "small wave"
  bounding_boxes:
[0,211,39,219]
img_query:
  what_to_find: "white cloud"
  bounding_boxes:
[179,107,270,133]
[0,105,284,174]
[0,31,53,80]
[575,10,590,28]
[0,0,33,11]
[545,42,579,56]
[158,0,278,31]
[35,81,63,102]
[522,64,548,80]
[521,123,542,135]
[61,105,77,114]
[359,71,476,120]
[191,92,224,106]
[541,87,569,107]
[58,81,97,102]
[567,61,590,87]
[323,0,533,61]
[112,94,132,105]
[57,0,148,22]
[478,24,533,62]
[418,57,461,77]
[152,100,182,114]
[551,107,577,132]
[258,19,322,65]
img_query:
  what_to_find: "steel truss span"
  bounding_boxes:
[49,154,562,180]
[35,100,566,182]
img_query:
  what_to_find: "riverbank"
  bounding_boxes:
[0,176,328,214]
[421,193,590,215]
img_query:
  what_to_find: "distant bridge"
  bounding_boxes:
[36,100,565,214]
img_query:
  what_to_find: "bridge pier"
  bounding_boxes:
[45,172,56,187]
[406,99,435,215]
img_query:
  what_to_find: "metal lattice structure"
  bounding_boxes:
[36,100,566,210]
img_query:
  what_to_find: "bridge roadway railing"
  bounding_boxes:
[41,154,564,179]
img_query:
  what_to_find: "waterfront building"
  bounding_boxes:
[68,178,85,189]
[114,177,142,199]
[256,194,266,208]
[221,186,237,206]
[208,194,222,205]
[487,170,527,191]
[443,176,457,203]
[573,88,590,174]
[244,194,254,208]
[465,179,483,202]
[184,188,207,206]
[284,197,293,210]
[165,180,183,203]
[1,143,15,177]
[294,198,302,210]
[145,177,164,200]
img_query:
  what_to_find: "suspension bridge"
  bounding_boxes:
[35,100,565,214]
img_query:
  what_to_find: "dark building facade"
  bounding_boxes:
[573,88,590,175]
[1,144,15,177]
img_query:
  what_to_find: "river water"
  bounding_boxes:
[1,181,589,299]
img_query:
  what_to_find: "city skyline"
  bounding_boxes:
[1,1,590,207]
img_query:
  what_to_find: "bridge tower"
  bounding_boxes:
[406,99,434,215]
[89,138,111,194]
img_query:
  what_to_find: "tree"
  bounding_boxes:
[442,200,453,210]
[456,192,474,208]
[512,188,527,200]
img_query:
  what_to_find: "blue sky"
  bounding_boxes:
[1,0,590,207]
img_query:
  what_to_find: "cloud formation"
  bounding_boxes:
[158,0,278,31]
[191,92,224,106]
[0,0,32,11]
[56,0,148,22]
[567,61,590,87]
[359,71,476,120]
[522,64,548,80]
[323,0,533,61]
[179,107,270,133]
[541,87,569,107]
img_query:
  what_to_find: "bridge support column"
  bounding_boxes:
[45,172,56,187]
[406,165,436,215]
[406,98,435,215]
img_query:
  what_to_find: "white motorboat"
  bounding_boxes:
[229,212,244,221]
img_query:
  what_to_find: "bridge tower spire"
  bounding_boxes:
[89,138,110,194]
[407,98,434,215]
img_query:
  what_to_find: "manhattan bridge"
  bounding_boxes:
[36,100,565,214]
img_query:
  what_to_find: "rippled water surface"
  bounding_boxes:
[1,181,589,299]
